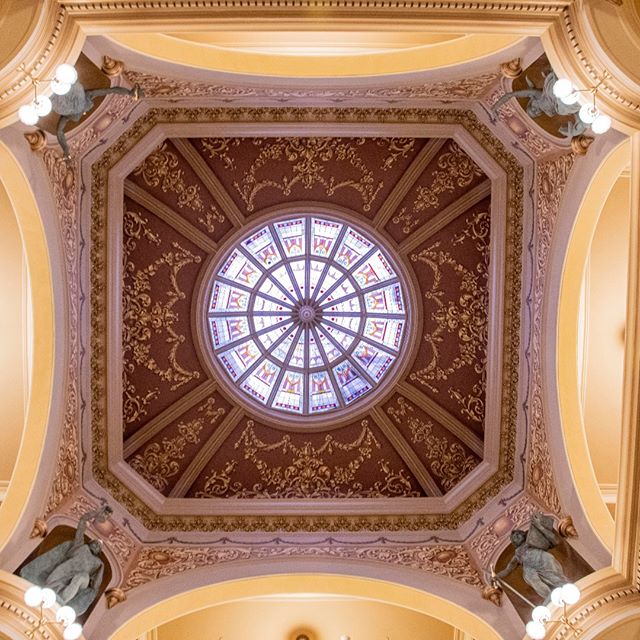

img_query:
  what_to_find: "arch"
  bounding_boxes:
[106,32,524,78]
[0,142,56,551]
[555,138,631,553]
[105,570,508,640]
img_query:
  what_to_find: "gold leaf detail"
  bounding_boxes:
[123,209,201,392]
[393,140,483,234]
[196,420,420,499]
[387,398,477,490]
[232,137,385,212]
[130,397,225,492]
[409,209,490,422]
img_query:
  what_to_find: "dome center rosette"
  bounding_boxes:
[203,213,411,420]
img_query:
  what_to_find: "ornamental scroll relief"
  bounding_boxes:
[409,208,490,425]
[122,208,202,425]
[392,140,483,234]
[195,420,421,499]
[123,542,483,591]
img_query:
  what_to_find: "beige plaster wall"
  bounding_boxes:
[0,181,26,485]
[156,598,458,640]
[582,174,631,507]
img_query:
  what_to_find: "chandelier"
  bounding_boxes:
[23,585,83,639]
[492,574,583,639]
[17,63,78,126]
[552,73,612,134]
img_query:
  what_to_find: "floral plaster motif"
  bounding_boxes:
[195,420,421,499]
[527,154,575,514]
[409,208,490,427]
[124,70,501,101]
[123,542,482,590]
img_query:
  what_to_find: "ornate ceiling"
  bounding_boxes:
[88,102,523,532]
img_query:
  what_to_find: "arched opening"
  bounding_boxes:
[107,574,504,640]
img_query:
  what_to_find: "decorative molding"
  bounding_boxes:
[123,70,501,102]
[105,587,127,609]
[0,480,8,503]
[29,518,48,539]
[527,153,576,515]
[122,542,483,591]
[101,55,124,77]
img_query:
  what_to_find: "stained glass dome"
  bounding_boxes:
[206,215,407,416]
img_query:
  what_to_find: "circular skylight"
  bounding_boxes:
[206,215,407,416]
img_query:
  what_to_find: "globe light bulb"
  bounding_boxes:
[579,103,599,124]
[56,605,77,627]
[55,63,78,85]
[34,95,52,117]
[40,587,57,608]
[561,583,581,605]
[553,78,574,99]
[24,585,43,607]
[63,622,83,640]
[591,113,612,134]
[531,605,551,623]
[18,103,39,126]
[560,91,579,105]
[550,587,565,607]
[51,79,71,95]
[526,620,547,639]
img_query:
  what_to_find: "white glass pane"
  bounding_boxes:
[270,265,297,301]
[209,281,249,312]
[273,371,304,413]
[275,218,305,257]
[309,372,339,412]
[333,361,372,404]
[219,249,261,286]
[324,297,361,314]
[258,277,294,305]
[308,332,324,368]
[259,325,290,349]
[316,329,342,362]
[353,341,395,380]
[363,283,405,314]
[353,251,396,288]
[308,260,325,298]
[289,330,306,368]
[334,226,373,269]
[241,225,282,268]
[364,318,404,350]
[271,330,298,362]
[218,339,261,380]
[209,317,250,348]
[311,218,342,257]
[325,315,360,333]
[253,315,288,332]
[322,324,355,351]
[253,295,290,312]
[290,259,307,298]
[241,359,281,404]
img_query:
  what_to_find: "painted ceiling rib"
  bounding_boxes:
[397,381,484,457]
[373,137,448,230]
[371,406,443,497]
[123,380,217,458]
[399,178,491,254]
[168,406,245,498]
[125,179,219,254]
[172,137,247,229]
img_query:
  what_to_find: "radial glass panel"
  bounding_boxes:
[207,215,407,415]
